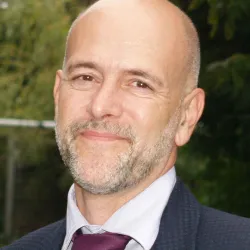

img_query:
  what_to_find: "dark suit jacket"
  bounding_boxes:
[2,179,250,250]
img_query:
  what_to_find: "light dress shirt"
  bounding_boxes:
[61,167,176,250]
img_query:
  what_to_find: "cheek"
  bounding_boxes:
[125,98,169,140]
[57,90,91,128]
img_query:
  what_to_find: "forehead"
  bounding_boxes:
[65,2,187,84]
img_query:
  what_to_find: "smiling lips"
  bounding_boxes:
[80,130,126,142]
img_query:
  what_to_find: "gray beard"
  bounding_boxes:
[55,113,179,195]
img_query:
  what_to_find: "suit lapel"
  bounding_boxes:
[151,179,200,250]
[46,219,66,250]
[36,219,66,250]
[19,180,199,250]
[49,219,66,250]
[5,219,66,250]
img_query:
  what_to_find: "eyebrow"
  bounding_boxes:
[66,61,102,75]
[124,69,164,87]
[65,60,164,87]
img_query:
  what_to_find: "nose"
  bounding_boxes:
[86,82,122,120]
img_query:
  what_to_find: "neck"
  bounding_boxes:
[74,148,177,225]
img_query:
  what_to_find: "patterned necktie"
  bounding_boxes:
[72,231,131,250]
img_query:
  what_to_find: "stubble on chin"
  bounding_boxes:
[55,120,137,194]
[55,111,180,195]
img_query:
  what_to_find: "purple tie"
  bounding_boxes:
[72,232,131,250]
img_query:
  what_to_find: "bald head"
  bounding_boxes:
[54,0,205,196]
[63,0,200,94]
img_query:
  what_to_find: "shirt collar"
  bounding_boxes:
[102,167,176,249]
[62,167,176,250]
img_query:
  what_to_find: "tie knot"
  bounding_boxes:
[72,231,131,250]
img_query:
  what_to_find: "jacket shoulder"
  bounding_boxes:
[1,219,66,250]
[197,205,250,250]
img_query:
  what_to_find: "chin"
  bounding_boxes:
[71,158,129,194]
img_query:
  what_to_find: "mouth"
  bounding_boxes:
[79,130,127,142]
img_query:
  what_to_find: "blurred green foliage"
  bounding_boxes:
[0,0,72,120]
[176,0,250,216]
[0,0,250,243]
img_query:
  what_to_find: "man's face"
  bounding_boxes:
[54,7,184,194]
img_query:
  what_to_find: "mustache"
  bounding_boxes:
[69,120,136,141]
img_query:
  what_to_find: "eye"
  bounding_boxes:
[69,74,98,91]
[74,75,94,81]
[131,80,152,90]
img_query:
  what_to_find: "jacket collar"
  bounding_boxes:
[23,179,199,250]
[47,219,66,250]
[151,178,200,250]
[33,219,66,250]
[57,179,200,250]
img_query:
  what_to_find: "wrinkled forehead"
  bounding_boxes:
[65,0,189,84]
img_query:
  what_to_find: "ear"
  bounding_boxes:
[175,88,205,147]
[53,70,63,107]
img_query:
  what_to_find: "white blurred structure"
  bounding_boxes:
[0,118,55,128]
[0,1,8,9]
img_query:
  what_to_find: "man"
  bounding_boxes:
[2,0,250,249]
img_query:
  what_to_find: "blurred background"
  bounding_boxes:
[1,0,250,246]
